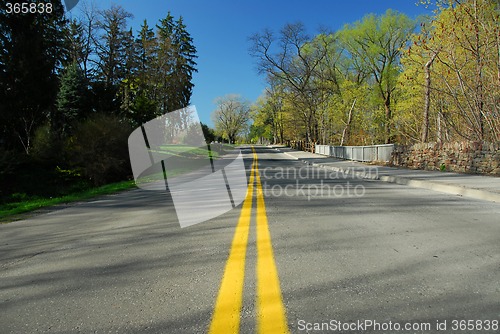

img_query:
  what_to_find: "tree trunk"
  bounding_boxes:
[473,0,484,141]
[341,99,356,146]
[437,111,442,143]
[421,52,437,143]
[384,93,392,144]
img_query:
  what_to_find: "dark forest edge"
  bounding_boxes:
[0,0,198,208]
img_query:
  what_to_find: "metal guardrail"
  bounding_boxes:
[315,144,394,162]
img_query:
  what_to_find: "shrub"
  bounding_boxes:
[0,148,23,201]
[66,113,133,186]
[31,124,65,163]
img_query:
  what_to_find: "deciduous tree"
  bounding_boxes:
[338,9,415,143]
[212,95,250,144]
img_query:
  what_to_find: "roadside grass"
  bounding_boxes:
[0,180,137,222]
[0,144,241,223]
[0,161,213,222]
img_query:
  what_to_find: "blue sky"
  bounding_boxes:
[72,1,435,126]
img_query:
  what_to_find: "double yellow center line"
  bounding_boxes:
[209,147,290,334]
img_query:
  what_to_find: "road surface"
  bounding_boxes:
[1,146,500,333]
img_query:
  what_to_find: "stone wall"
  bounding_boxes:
[391,141,500,175]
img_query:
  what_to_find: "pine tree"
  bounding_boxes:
[119,28,139,118]
[156,12,197,113]
[127,20,158,126]
[173,16,197,108]
[66,19,85,69]
[93,5,132,115]
[96,5,133,87]
[54,63,88,138]
[156,12,177,114]
[136,20,156,94]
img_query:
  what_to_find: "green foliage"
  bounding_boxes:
[129,92,158,126]
[0,180,136,221]
[212,94,251,144]
[250,23,335,144]
[156,12,198,113]
[250,6,500,145]
[66,19,86,67]
[0,156,88,205]
[338,9,416,143]
[0,149,23,200]
[136,20,156,75]
[396,0,500,143]
[0,0,68,153]
[66,114,133,186]
[0,149,19,179]
[54,63,88,137]
[201,123,216,144]
[182,123,204,146]
[89,81,120,114]
[248,124,271,144]
[0,2,199,207]
[31,124,64,163]
[250,11,415,146]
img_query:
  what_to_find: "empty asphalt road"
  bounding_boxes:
[1,146,500,333]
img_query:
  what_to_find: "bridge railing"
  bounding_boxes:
[315,144,394,162]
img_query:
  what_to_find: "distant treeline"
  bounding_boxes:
[249,0,500,146]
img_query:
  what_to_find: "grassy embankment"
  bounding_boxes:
[0,144,229,222]
[0,180,136,222]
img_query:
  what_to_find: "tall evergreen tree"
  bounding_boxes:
[93,5,132,114]
[136,20,156,94]
[156,12,177,114]
[66,19,86,69]
[156,12,197,113]
[173,16,197,108]
[96,5,133,87]
[125,20,158,126]
[54,63,88,138]
[119,28,139,118]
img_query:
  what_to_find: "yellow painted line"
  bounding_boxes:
[253,148,290,334]
[209,148,289,333]
[208,158,256,334]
